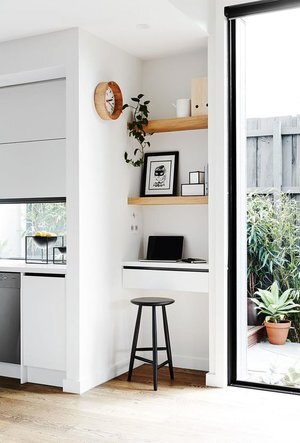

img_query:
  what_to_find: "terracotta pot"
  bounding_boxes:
[264,320,291,345]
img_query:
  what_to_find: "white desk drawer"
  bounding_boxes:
[123,267,208,293]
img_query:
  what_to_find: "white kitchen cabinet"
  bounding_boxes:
[22,274,66,372]
[0,140,66,199]
[0,78,66,199]
[0,79,66,143]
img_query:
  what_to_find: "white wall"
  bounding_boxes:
[206,0,252,388]
[0,28,144,394]
[142,50,208,119]
[77,29,143,391]
[137,50,209,371]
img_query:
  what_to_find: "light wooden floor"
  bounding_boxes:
[0,365,299,442]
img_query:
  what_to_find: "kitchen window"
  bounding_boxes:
[0,199,66,260]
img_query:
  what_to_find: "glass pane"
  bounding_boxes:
[0,202,66,259]
[236,8,300,390]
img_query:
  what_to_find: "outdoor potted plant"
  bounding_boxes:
[252,281,300,345]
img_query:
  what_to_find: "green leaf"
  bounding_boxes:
[270,281,279,302]
[279,288,294,305]
[131,97,140,102]
[137,93,144,99]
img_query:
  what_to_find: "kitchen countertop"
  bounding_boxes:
[0,260,66,274]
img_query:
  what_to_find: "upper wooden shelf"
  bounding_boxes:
[143,115,208,134]
[128,196,208,206]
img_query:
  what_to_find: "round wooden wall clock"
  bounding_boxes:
[94,81,123,120]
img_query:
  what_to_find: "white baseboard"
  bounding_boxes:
[26,367,65,388]
[0,362,21,379]
[63,354,209,395]
[63,358,144,394]
[63,377,85,394]
[206,372,227,387]
[173,354,209,372]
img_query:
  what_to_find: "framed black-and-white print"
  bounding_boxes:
[141,151,179,197]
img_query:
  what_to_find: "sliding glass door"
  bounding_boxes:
[227,1,300,393]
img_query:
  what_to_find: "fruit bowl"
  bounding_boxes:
[33,234,57,247]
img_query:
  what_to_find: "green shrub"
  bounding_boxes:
[247,193,300,340]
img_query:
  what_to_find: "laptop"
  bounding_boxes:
[139,236,184,262]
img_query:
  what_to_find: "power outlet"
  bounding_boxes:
[130,212,139,234]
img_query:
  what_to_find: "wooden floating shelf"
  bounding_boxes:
[142,115,208,134]
[128,196,208,206]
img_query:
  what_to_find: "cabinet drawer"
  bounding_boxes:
[123,268,208,293]
[22,275,66,371]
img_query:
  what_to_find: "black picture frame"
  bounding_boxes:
[140,151,179,197]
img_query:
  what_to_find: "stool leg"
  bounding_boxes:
[152,306,158,391]
[162,305,174,380]
[128,305,142,381]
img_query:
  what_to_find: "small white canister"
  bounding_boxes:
[173,98,191,118]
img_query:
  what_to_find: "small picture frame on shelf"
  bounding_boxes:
[141,151,179,197]
[189,170,205,184]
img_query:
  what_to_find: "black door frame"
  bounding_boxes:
[227,0,300,395]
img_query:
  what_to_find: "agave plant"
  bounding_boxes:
[252,281,300,323]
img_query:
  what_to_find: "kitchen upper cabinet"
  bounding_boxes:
[22,275,66,372]
[0,78,66,143]
[0,139,66,199]
[0,78,66,198]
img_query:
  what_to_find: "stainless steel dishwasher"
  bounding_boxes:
[0,272,20,364]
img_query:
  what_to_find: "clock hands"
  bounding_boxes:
[106,98,115,113]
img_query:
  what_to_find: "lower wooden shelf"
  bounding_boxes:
[128,196,208,205]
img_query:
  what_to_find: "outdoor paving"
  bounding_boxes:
[247,341,300,386]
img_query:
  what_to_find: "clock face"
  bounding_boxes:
[105,87,115,115]
[94,81,123,120]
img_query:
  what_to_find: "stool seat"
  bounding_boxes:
[131,297,175,306]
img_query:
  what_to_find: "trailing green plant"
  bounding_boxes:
[247,193,300,297]
[123,94,152,167]
[252,281,300,323]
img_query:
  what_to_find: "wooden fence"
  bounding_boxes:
[247,116,300,198]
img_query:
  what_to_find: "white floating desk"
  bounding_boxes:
[122,261,209,293]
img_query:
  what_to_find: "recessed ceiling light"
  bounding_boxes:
[136,24,150,30]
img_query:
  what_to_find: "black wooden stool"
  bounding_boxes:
[128,297,175,391]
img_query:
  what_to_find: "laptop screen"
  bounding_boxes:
[146,236,184,260]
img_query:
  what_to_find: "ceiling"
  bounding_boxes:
[0,0,209,59]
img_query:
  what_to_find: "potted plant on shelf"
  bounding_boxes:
[123,94,152,167]
[252,281,300,345]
